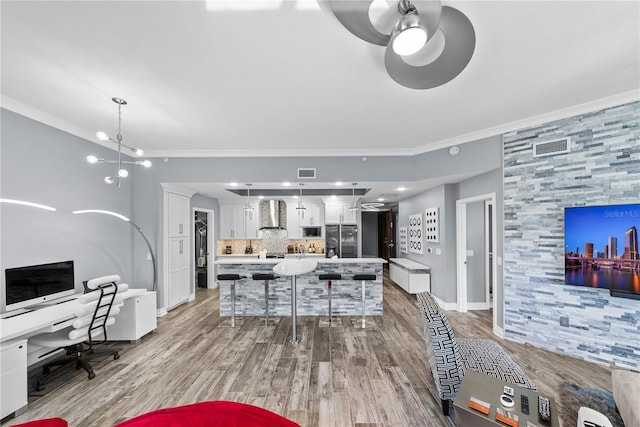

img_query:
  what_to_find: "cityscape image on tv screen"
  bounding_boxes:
[565,203,640,293]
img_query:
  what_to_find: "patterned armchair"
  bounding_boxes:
[417,291,536,415]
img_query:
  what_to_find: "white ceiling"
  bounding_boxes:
[2,1,639,202]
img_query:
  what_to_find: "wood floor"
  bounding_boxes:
[4,272,614,427]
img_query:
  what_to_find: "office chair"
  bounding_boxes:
[29,274,129,390]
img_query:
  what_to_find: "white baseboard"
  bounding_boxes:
[467,302,491,310]
[156,308,168,317]
[433,295,457,311]
[494,325,505,338]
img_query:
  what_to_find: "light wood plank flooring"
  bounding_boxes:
[4,272,614,426]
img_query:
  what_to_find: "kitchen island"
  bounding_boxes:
[214,257,386,317]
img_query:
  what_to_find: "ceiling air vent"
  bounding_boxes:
[532,137,570,158]
[297,168,316,179]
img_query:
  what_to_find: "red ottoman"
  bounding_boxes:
[113,401,300,427]
[10,418,68,427]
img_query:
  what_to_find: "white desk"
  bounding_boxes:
[0,289,148,343]
[0,289,154,419]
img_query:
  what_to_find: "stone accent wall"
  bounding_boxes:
[218,262,383,317]
[503,101,640,369]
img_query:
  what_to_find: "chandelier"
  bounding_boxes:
[86,97,151,187]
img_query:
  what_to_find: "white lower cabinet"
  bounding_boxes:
[389,259,430,294]
[1,339,27,419]
[168,237,190,309]
[107,292,157,341]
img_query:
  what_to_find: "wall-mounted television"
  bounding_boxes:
[564,203,640,298]
[4,260,76,312]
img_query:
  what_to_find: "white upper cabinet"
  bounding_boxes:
[325,201,357,224]
[299,204,323,226]
[287,204,302,239]
[244,204,259,239]
[167,192,191,238]
[220,203,259,239]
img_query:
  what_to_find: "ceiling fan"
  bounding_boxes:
[323,0,475,89]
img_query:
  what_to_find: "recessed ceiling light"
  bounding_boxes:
[397,187,406,192]
[230,182,239,187]
[283,182,291,187]
[335,181,343,186]
[378,198,385,202]
[258,195,264,199]
[331,195,337,199]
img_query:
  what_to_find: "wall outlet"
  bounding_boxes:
[436,248,442,255]
[559,316,569,327]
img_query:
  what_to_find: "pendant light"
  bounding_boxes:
[296,183,306,218]
[244,184,254,219]
[349,183,359,211]
[87,97,151,187]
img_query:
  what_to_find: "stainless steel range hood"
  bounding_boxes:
[260,200,287,229]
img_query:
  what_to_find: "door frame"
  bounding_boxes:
[192,207,217,290]
[456,193,497,324]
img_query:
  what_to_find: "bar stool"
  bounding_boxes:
[352,273,376,329]
[252,273,279,326]
[319,273,342,327]
[217,274,246,327]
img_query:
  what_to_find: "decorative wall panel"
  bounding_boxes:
[409,213,423,254]
[424,207,440,242]
[399,227,408,254]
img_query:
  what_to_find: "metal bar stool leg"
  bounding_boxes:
[217,274,246,327]
[252,273,279,327]
[319,273,342,327]
[230,280,237,327]
[264,280,269,326]
[352,274,376,329]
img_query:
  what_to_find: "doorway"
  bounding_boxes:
[455,193,497,330]
[377,210,396,260]
[193,208,216,290]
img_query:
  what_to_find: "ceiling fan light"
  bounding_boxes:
[134,148,144,156]
[86,155,99,164]
[104,176,116,185]
[141,160,152,168]
[392,25,427,56]
[117,168,129,178]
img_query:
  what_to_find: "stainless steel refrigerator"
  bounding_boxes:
[325,224,358,258]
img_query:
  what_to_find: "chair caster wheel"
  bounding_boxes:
[88,371,96,380]
[114,353,120,360]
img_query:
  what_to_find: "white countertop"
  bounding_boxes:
[215,257,387,265]
[216,253,326,258]
[389,258,430,270]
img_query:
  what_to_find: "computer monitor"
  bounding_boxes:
[4,260,76,312]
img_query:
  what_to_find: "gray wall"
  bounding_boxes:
[503,101,640,369]
[397,167,503,312]
[132,136,504,310]
[1,109,135,311]
[1,108,503,313]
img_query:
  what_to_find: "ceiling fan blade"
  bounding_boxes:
[412,0,442,40]
[384,6,475,89]
[324,0,390,46]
